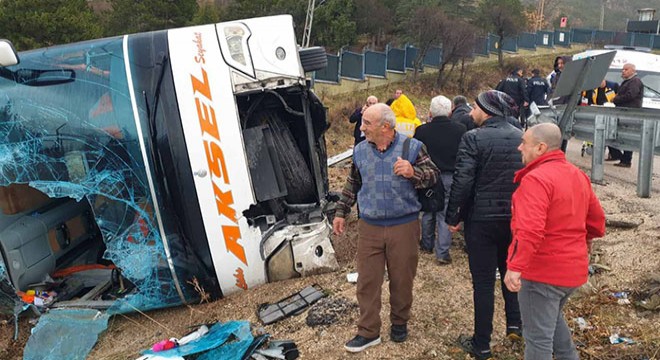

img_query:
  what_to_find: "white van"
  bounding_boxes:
[0,15,338,314]
[573,48,660,109]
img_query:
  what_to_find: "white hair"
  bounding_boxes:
[370,103,396,127]
[429,95,452,118]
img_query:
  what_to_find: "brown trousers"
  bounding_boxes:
[356,219,420,338]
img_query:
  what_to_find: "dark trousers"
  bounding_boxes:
[608,147,632,164]
[464,220,521,351]
[620,150,633,164]
[607,146,622,160]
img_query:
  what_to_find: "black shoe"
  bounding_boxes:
[457,334,493,360]
[390,324,408,343]
[506,325,523,342]
[420,247,433,254]
[344,335,381,352]
[614,162,632,168]
[436,256,452,265]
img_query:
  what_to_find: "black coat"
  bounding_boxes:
[527,76,549,105]
[349,108,366,145]
[445,116,523,225]
[613,76,644,108]
[450,104,476,131]
[496,74,529,105]
[413,116,467,172]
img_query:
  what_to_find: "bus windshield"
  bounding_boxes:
[0,36,190,312]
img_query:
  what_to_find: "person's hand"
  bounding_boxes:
[361,104,368,113]
[447,223,461,233]
[504,270,522,292]
[393,156,414,178]
[333,217,346,235]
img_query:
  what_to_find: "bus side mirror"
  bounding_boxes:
[0,39,19,67]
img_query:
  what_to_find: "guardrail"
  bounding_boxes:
[535,105,660,197]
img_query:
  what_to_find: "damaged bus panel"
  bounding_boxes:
[0,15,338,316]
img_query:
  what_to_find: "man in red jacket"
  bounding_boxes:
[504,123,605,360]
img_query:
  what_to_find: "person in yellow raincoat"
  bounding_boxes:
[390,94,422,138]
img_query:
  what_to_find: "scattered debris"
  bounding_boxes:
[346,272,358,283]
[635,272,660,311]
[605,216,643,229]
[637,294,660,311]
[306,297,358,326]
[573,317,592,330]
[140,321,252,360]
[150,325,210,352]
[327,148,353,167]
[257,285,326,325]
[253,340,299,360]
[609,333,635,345]
[611,291,631,305]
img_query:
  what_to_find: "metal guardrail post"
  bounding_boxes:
[591,115,606,184]
[637,119,657,198]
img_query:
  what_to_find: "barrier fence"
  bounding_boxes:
[314,28,660,84]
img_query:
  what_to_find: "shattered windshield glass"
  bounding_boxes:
[0,37,188,315]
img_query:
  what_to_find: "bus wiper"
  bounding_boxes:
[0,67,75,86]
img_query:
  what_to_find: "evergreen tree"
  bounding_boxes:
[225,0,307,40]
[104,0,198,36]
[312,0,357,51]
[0,0,103,50]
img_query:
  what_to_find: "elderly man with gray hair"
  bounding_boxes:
[333,103,440,352]
[505,123,605,359]
[611,63,644,167]
[413,96,467,264]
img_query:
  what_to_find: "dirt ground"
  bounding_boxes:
[1,137,659,359]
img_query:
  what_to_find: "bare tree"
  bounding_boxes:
[435,19,477,89]
[475,0,527,68]
[403,5,446,80]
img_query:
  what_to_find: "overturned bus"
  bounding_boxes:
[0,15,338,316]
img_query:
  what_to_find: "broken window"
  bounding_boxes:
[0,36,194,315]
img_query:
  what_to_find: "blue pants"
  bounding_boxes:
[420,173,453,260]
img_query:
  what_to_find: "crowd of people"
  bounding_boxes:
[329,59,645,358]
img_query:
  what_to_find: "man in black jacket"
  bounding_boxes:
[451,95,475,131]
[496,68,528,122]
[612,63,644,168]
[349,95,378,146]
[526,69,549,106]
[446,90,523,360]
[414,95,467,264]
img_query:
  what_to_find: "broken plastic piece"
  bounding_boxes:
[151,339,177,352]
[178,324,209,345]
[257,284,326,325]
[573,317,591,330]
[346,272,358,283]
[23,308,110,360]
[609,333,635,345]
[142,321,252,360]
